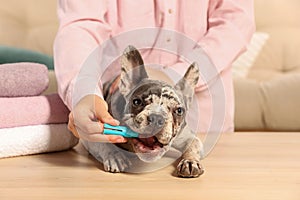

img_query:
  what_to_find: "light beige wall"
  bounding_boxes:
[0,0,58,55]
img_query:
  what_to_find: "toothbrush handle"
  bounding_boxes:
[103,129,121,135]
[103,123,117,130]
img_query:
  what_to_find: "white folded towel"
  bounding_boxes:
[0,124,78,158]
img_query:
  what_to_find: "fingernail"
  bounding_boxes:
[116,138,126,143]
[114,119,120,125]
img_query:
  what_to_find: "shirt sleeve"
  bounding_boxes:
[194,0,256,91]
[53,0,111,109]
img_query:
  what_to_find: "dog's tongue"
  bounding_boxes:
[139,137,156,147]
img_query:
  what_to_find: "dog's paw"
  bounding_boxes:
[103,151,132,173]
[176,159,204,178]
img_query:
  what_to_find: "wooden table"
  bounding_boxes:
[0,132,299,200]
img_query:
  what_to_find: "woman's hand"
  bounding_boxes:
[68,94,127,143]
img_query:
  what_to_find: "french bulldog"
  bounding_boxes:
[82,46,204,178]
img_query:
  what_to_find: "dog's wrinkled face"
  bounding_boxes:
[122,81,187,162]
[119,46,199,162]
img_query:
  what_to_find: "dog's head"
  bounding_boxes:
[119,46,199,162]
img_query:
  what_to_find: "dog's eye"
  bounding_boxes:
[174,107,185,116]
[132,98,143,106]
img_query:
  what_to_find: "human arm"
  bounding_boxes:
[199,0,256,72]
[54,0,111,108]
[172,0,256,91]
[54,0,125,142]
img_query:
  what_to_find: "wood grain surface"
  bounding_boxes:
[0,132,299,200]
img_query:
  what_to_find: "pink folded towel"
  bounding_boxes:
[0,62,49,97]
[0,94,69,128]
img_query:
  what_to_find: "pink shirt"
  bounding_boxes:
[54,0,255,133]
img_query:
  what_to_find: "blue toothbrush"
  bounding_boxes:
[103,123,139,138]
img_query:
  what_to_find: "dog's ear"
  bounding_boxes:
[119,45,148,95]
[175,62,199,107]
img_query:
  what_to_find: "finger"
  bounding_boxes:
[72,120,127,143]
[94,98,120,126]
[72,116,125,142]
[102,116,120,126]
[106,135,128,143]
[69,122,80,138]
[76,127,127,143]
[68,113,80,138]
[70,106,105,134]
[75,119,104,135]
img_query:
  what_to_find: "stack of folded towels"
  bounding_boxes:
[0,62,78,158]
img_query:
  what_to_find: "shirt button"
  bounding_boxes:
[166,38,171,42]
[168,9,173,14]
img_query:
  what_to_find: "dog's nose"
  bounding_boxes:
[147,114,165,128]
